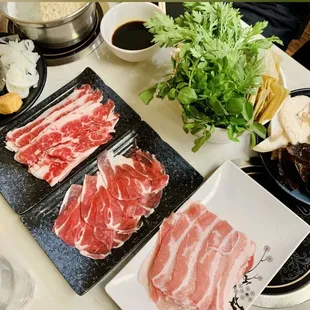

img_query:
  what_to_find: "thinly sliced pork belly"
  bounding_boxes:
[190,220,238,309]
[149,203,206,290]
[210,237,256,310]
[6,84,92,151]
[164,209,220,306]
[13,90,102,151]
[139,202,256,310]
[138,212,177,304]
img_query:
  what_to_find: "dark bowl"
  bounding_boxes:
[0,32,47,127]
[258,88,310,206]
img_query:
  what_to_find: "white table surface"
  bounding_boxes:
[1,39,310,310]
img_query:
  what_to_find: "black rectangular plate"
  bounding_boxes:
[0,68,141,214]
[21,121,204,296]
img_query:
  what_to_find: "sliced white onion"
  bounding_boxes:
[6,82,30,99]
[0,39,40,99]
[6,65,39,88]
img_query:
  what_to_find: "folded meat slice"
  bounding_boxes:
[80,173,140,233]
[53,148,169,260]
[52,184,84,247]
[114,190,162,219]
[75,221,111,259]
[6,84,92,151]
[81,176,138,250]
[80,174,100,223]
[52,184,111,260]
[133,150,169,192]
[93,227,114,249]
[134,191,163,218]
[112,232,132,248]
[13,89,102,150]
[98,149,169,200]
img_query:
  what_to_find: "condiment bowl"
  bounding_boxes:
[100,2,163,62]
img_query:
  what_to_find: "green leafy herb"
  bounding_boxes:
[227,98,244,115]
[242,102,254,122]
[178,87,197,105]
[139,85,157,105]
[250,132,257,149]
[251,122,267,139]
[141,2,281,151]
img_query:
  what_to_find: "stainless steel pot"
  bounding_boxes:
[0,2,96,48]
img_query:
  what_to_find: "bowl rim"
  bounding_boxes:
[100,2,163,55]
[0,2,93,28]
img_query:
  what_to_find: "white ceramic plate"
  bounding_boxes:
[106,160,310,310]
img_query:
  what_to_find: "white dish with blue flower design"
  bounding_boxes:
[105,160,310,310]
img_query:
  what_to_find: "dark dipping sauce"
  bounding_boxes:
[112,21,155,51]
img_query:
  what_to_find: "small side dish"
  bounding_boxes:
[138,201,256,310]
[0,37,40,114]
[100,2,163,62]
[139,2,283,151]
[0,39,39,98]
[53,149,169,259]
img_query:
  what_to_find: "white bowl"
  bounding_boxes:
[100,2,163,62]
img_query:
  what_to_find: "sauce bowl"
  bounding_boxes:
[100,2,164,62]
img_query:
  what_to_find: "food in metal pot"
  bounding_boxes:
[8,2,85,22]
[39,2,85,21]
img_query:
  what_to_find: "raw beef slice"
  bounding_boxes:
[53,148,169,260]
[6,84,93,152]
